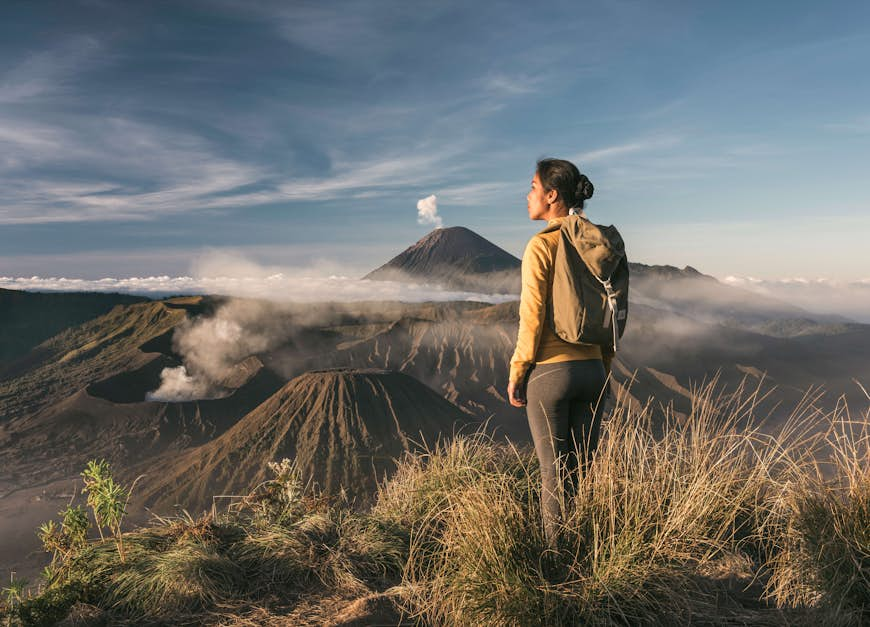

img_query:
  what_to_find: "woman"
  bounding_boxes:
[507,158,612,546]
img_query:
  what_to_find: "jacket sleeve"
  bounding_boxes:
[509,236,550,385]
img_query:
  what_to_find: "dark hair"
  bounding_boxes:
[536,158,594,209]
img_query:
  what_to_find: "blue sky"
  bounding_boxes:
[1,0,869,281]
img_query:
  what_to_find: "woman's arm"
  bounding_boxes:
[509,236,551,389]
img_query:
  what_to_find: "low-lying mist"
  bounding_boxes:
[722,276,870,323]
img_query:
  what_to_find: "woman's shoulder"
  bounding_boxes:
[523,229,559,263]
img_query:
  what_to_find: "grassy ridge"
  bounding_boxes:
[3,380,868,625]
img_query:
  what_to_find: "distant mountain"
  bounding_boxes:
[628,264,715,281]
[364,227,723,290]
[138,369,471,510]
[364,226,521,293]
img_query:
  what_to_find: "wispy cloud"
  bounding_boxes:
[574,135,683,165]
[275,148,472,202]
[0,104,485,223]
[0,115,270,223]
[436,181,516,206]
[0,24,490,224]
[0,35,102,104]
[483,73,537,96]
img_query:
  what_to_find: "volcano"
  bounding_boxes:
[138,368,471,510]
[364,226,521,293]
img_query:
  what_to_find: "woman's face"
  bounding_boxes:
[527,172,552,220]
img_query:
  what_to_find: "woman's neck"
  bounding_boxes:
[542,203,569,221]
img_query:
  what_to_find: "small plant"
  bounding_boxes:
[81,459,134,562]
[267,457,303,505]
[37,520,64,565]
[38,505,91,574]
[60,505,89,553]
[81,460,111,541]
[251,457,307,523]
[2,572,27,626]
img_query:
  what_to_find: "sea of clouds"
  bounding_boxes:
[0,248,523,304]
[0,273,519,303]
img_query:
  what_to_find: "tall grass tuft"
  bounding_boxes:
[376,378,840,625]
[768,398,870,623]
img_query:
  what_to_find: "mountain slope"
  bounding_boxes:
[0,288,148,373]
[138,369,471,510]
[0,299,195,423]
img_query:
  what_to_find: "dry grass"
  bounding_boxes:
[375,377,869,626]
[4,378,868,625]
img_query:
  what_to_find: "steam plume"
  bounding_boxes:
[417,194,442,228]
[146,298,296,401]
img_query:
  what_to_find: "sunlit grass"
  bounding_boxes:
[3,378,868,625]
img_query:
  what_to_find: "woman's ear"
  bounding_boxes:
[545,188,558,205]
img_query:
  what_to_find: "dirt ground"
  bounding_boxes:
[0,476,80,583]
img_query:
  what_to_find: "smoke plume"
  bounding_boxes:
[146,298,298,401]
[417,194,442,228]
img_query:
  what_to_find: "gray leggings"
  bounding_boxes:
[526,359,608,545]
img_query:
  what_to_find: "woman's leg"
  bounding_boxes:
[526,363,575,545]
[568,360,607,480]
[527,361,607,546]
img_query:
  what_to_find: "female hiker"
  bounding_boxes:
[507,158,614,546]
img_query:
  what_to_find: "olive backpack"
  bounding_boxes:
[542,214,629,352]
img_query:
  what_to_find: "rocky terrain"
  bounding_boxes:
[2,226,869,579]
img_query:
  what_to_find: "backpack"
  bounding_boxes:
[543,215,629,352]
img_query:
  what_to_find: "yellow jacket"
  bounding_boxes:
[509,216,609,385]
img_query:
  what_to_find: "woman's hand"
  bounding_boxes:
[507,380,527,407]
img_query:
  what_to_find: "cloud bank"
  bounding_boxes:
[0,249,519,305]
[0,273,521,303]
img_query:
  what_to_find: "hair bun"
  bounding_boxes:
[575,174,594,202]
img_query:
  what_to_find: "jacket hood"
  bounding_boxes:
[558,215,625,279]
